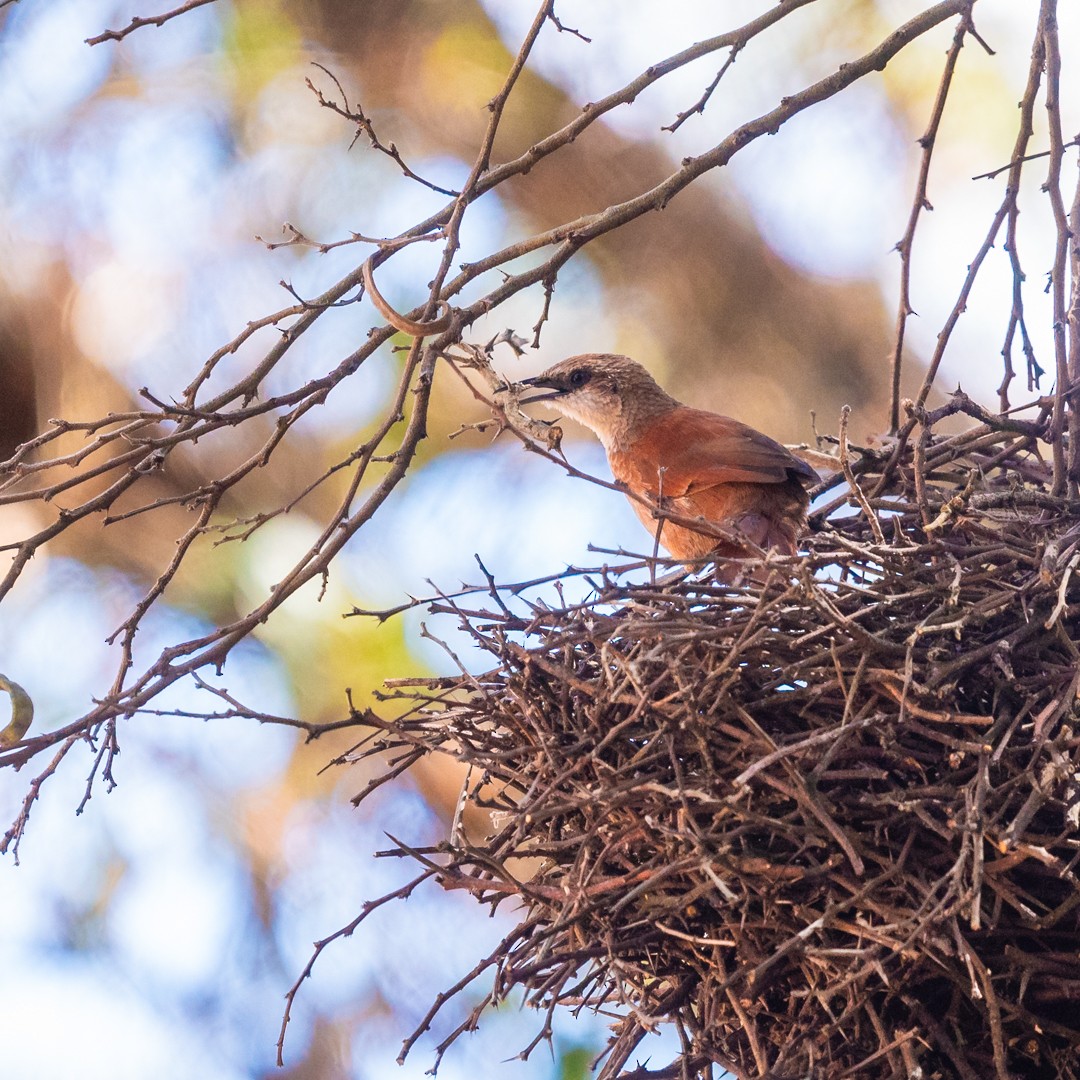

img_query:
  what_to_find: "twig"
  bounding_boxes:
[1040,0,1072,495]
[85,0,218,44]
[889,3,973,432]
[839,406,886,544]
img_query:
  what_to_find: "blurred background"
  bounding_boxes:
[0,1,1077,1077]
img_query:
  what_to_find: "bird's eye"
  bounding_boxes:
[568,369,591,388]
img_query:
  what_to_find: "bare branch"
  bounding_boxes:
[362,256,454,337]
[889,4,973,432]
[85,0,219,45]
[1041,0,1072,495]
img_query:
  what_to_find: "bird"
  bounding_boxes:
[518,354,818,565]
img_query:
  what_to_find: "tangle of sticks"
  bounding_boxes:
[331,404,1080,1079]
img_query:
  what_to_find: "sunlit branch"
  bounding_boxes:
[888,4,975,433]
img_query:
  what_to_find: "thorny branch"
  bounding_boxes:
[879,0,1080,495]
[888,2,976,433]
[305,64,460,198]
[84,0,220,45]
[1042,0,1073,497]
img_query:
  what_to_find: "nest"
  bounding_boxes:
[351,401,1080,1079]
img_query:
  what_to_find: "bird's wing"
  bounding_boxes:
[612,408,818,499]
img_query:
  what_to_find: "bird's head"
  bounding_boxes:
[518,354,676,449]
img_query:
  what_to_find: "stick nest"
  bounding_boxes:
[354,404,1080,1079]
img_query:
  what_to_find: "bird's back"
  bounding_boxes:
[607,406,816,560]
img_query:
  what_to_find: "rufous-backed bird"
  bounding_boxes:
[519,354,818,563]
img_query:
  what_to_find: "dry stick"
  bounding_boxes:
[836,1029,919,1079]
[178,301,308,403]
[449,2,973,311]
[63,5,970,694]
[968,751,990,931]
[874,200,1011,497]
[1041,0,1073,496]
[0,413,157,482]
[715,952,769,1076]
[1,735,82,862]
[439,342,565,448]
[414,0,557,344]
[664,39,745,134]
[876,11,1047,495]
[733,714,882,788]
[996,33,1047,409]
[911,410,934,525]
[958,937,1011,1080]
[1065,128,1080,490]
[85,0,217,44]
[0,436,152,507]
[839,406,886,544]
[908,1001,983,1080]
[307,65,459,198]
[275,870,437,1065]
[889,4,974,433]
[651,468,667,584]
[973,137,1080,182]
[105,501,215,685]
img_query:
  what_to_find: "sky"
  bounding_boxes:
[1,1,1078,1078]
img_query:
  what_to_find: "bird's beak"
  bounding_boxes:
[517,374,568,405]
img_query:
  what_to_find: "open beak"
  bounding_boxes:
[517,374,568,405]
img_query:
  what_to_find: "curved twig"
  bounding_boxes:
[0,675,34,747]
[362,257,454,338]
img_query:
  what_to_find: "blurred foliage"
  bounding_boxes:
[558,1044,595,1080]
[222,0,304,100]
